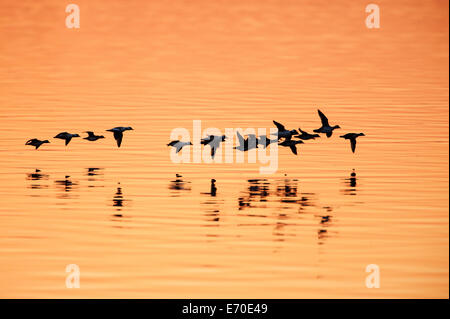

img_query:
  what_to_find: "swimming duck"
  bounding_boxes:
[83,131,105,141]
[295,128,320,140]
[54,132,80,145]
[340,133,365,153]
[278,139,304,155]
[234,132,258,151]
[271,121,299,140]
[313,110,341,138]
[25,138,50,149]
[167,140,193,153]
[106,127,133,148]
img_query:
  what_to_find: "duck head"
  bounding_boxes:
[43,140,50,144]
[333,125,341,129]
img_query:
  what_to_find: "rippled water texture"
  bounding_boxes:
[0,0,448,298]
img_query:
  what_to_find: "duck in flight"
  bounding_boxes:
[201,135,226,158]
[84,131,104,142]
[106,127,133,148]
[234,132,258,151]
[340,133,365,153]
[167,140,193,153]
[258,135,278,148]
[279,139,304,155]
[54,132,80,146]
[26,138,50,149]
[272,121,298,141]
[313,110,341,138]
[295,128,320,140]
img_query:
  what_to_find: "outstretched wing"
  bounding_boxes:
[318,110,329,126]
[65,137,72,146]
[114,131,123,147]
[350,138,356,153]
[211,145,216,158]
[326,131,333,138]
[175,143,183,153]
[289,145,298,155]
[236,131,245,147]
[273,120,286,131]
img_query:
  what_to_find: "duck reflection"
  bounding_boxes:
[201,179,222,229]
[238,179,270,210]
[342,169,358,195]
[27,169,49,189]
[113,183,126,210]
[55,175,78,197]
[85,168,104,188]
[169,174,191,195]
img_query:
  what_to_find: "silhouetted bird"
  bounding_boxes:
[54,132,80,146]
[271,121,298,140]
[84,131,104,141]
[313,109,341,137]
[279,139,304,155]
[106,127,133,148]
[167,140,192,153]
[234,132,258,151]
[340,133,365,153]
[295,128,320,140]
[201,135,226,159]
[258,135,278,148]
[25,138,49,149]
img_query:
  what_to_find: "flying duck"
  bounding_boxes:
[279,139,304,155]
[257,135,278,148]
[167,140,193,153]
[234,132,258,151]
[271,121,299,140]
[106,127,133,148]
[84,131,105,141]
[25,138,50,149]
[201,135,226,158]
[54,132,80,145]
[295,128,320,140]
[340,133,365,153]
[313,110,341,137]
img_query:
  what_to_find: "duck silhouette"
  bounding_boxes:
[84,131,105,141]
[106,127,133,148]
[271,121,298,141]
[54,132,80,146]
[167,140,193,153]
[25,138,50,149]
[340,133,365,153]
[313,110,341,138]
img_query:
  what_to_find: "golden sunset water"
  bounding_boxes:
[0,0,448,298]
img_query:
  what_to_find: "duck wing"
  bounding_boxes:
[289,145,298,155]
[326,131,333,138]
[273,120,286,131]
[114,131,123,147]
[318,110,329,126]
[350,138,357,153]
[65,137,72,146]
[236,131,245,147]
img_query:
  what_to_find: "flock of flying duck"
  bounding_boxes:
[26,127,134,149]
[26,110,365,156]
[168,109,365,157]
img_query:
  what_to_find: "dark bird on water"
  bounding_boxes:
[167,140,192,153]
[313,109,341,138]
[340,133,365,153]
[279,139,304,155]
[295,128,320,140]
[25,138,50,149]
[54,132,80,146]
[106,127,133,148]
[84,131,105,141]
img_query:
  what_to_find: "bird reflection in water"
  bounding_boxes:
[111,182,132,224]
[201,179,222,232]
[27,169,49,189]
[55,175,78,198]
[85,168,104,188]
[238,179,270,210]
[342,169,358,195]
[169,174,191,195]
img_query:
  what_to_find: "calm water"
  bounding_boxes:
[0,0,448,298]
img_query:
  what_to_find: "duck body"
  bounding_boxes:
[84,131,105,141]
[26,138,50,149]
[340,133,365,153]
[234,132,258,151]
[271,120,298,141]
[279,139,304,155]
[313,110,341,138]
[258,135,278,148]
[106,126,133,148]
[201,135,226,158]
[54,132,80,145]
[295,128,320,140]
[167,140,193,153]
